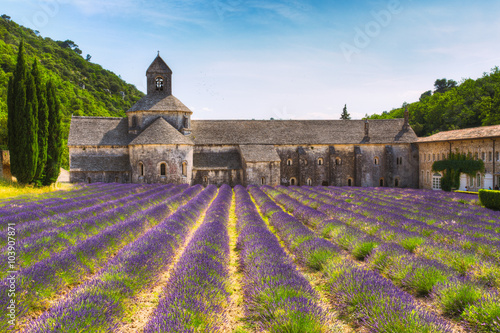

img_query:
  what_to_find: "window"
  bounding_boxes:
[335,157,342,165]
[203,176,208,184]
[290,177,296,185]
[395,178,399,187]
[474,152,478,160]
[428,154,431,161]
[481,152,485,160]
[399,157,403,165]
[155,76,164,90]
[433,154,435,162]
[139,162,144,177]
[317,158,324,165]
[442,153,445,160]
[160,163,166,176]
[427,171,430,184]
[374,157,379,165]
[497,151,500,161]
[307,178,312,186]
[421,171,424,185]
[469,176,474,187]
[261,177,266,185]
[182,161,187,177]
[287,159,293,166]
[477,174,481,187]
[87,177,91,184]
[489,152,493,162]
[115,177,119,183]
[432,173,442,190]
[347,178,353,186]
[379,178,384,187]
[132,115,138,128]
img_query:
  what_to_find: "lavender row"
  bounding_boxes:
[144,184,232,332]
[270,186,500,332]
[0,185,184,275]
[22,185,213,333]
[234,185,326,331]
[257,186,455,332]
[0,185,200,331]
[0,183,156,231]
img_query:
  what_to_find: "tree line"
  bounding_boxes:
[8,41,62,185]
[365,71,500,137]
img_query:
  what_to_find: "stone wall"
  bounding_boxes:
[418,138,498,190]
[70,171,130,183]
[242,161,280,186]
[129,144,193,184]
[128,111,189,132]
[192,169,243,187]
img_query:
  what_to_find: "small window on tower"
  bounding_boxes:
[155,76,164,90]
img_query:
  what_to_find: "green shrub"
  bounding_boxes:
[479,189,500,210]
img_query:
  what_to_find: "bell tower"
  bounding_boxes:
[146,52,172,96]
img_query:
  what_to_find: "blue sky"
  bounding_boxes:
[3,0,500,120]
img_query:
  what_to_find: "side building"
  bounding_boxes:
[417,125,500,190]
[68,54,419,187]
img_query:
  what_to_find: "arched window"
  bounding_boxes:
[317,158,324,165]
[347,178,352,187]
[374,157,379,165]
[476,173,481,188]
[87,177,91,184]
[287,159,293,166]
[155,76,164,90]
[395,178,399,187]
[442,153,445,160]
[261,177,266,185]
[182,161,187,177]
[203,176,208,184]
[335,157,341,165]
[290,177,296,186]
[115,176,119,183]
[379,178,384,187]
[131,115,138,128]
[139,162,144,177]
[160,163,166,176]
[307,178,312,186]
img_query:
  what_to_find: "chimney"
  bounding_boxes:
[364,120,369,137]
[403,105,409,130]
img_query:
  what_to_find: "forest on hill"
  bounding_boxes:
[0,15,144,168]
[365,69,500,137]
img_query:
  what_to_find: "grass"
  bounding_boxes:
[0,178,73,200]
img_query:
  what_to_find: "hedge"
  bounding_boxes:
[479,189,500,210]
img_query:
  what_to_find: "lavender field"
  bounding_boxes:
[1,183,499,332]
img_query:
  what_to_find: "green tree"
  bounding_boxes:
[43,80,62,185]
[340,104,351,120]
[434,78,457,94]
[8,41,39,184]
[32,59,48,185]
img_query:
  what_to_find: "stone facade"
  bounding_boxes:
[68,55,420,188]
[417,126,500,190]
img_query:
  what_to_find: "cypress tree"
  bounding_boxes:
[340,104,351,120]
[43,80,62,185]
[32,59,48,185]
[7,40,38,184]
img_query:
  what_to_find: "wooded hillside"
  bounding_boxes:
[0,15,144,168]
[366,69,500,137]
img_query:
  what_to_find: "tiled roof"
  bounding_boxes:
[240,145,280,162]
[417,124,500,142]
[193,152,242,170]
[68,117,133,147]
[189,119,416,145]
[70,155,131,172]
[147,55,172,74]
[127,94,191,113]
[129,117,193,145]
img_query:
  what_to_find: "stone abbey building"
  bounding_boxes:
[68,55,420,187]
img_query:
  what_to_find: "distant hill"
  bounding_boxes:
[366,68,500,137]
[0,15,145,168]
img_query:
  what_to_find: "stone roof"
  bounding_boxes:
[68,117,133,147]
[193,152,242,170]
[417,124,500,143]
[240,145,281,162]
[189,119,416,145]
[147,55,172,74]
[71,155,131,172]
[127,94,192,113]
[129,117,193,145]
